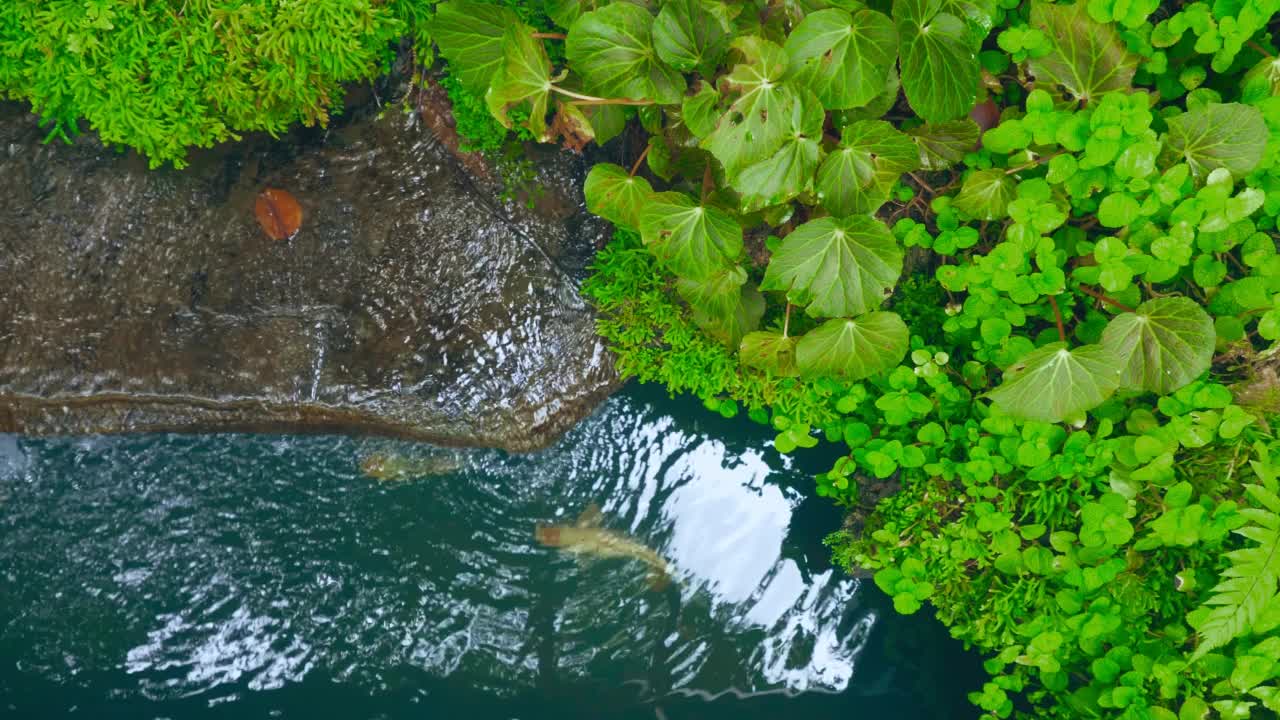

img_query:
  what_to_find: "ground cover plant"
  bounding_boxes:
[427,0,1280,717]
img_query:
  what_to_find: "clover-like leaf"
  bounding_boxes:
[485,24,555,139]
[895,0,979,122]
[429,1,521,92]
[703,36,797,177]
[796,313,910,379]
[987,342,1122,422]
[740,330,800,376]
[907,119,980,170]
[584,163,655,229]
[817,120,920,216]
[732,89,825,212]
[1027,0,1138,105]
[1164,103,1269,181]
[653,0,733,76]
[953,168,1015,220]
[1100,297,1215,395]
[567,3,686,104]
[783,8,898,110]
[640,192,743,279]
[693,283,765,346]
[761,215,903,318]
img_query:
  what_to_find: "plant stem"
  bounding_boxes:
[551,85,653,106]
[531,32,566,40]
[1248,39,1273,57]
[1005,150,1065,175]
[783,303,793,338]
[629,144,651,177]
[1076,285,1135,312]
[907,171,935,194]
[1049,295,1066,342]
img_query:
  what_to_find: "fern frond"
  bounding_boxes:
[1191,483,1280,659]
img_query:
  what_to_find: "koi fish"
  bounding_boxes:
[535,504,672,591]
[359,450,463,481]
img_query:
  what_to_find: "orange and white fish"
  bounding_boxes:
[535,504,672,591]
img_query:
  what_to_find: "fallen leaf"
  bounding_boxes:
[254,188,302,240]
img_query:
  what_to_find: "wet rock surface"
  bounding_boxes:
[0,100,618,451]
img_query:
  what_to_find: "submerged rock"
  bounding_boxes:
[0,100,618,451]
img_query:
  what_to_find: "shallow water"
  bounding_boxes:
[0,385,979,719]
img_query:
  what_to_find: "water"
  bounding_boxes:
[0,385,979,719]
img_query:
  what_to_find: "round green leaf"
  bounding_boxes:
[1027,0,1138,105]
[816,120,920,216]
[1100,297,1214,394]
[761,215,904,318]
[731,89,825,212]
[652,0,733,75]
[566,3,686,104]
[987,343,1122,422]
[640,192,743,279]
[692,283,765,346]
[676,264,748,318]
[584,163,655,229]
[907,119,980,170]
[795,313,910,379]
[484,24,555,139]
[682,81,721,139]
[783,8,898,110]
[702,36,797,177]
[1164,103,1269,181]
[953,168,1016,220]
[740,330,800,376]
[429,1,521,93]
[895,0,978,121]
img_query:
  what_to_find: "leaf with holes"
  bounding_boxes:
[429,1,521,92]
[953,168,1015,220]
[796,313,910,379]
[1027,0,1138,105]
[987,343,1122,422]
[740,330,800,376]
[816,120,920,216]
[908,119,980,170]
[653,0,733,76]
[640,192,743,280]
[1100,297,1215,395]
[783,8,898,110]
[485,24,555,139]
[584,163,655,229]
[703,36,798,177]
[895,0,979,122]
[1164,103,1269,181]
[567,3,686,104]
[731,89,825,212]
[761,215,903,318]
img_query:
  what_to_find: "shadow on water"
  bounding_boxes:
[0,384,982,719]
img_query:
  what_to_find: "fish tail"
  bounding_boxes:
[647,569,671,593]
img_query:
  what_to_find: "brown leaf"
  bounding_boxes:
[550,101,595,154]
[254,188,303,240]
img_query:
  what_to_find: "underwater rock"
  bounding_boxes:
[0,99,618,451]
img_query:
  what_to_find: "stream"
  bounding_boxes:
[0,384,980,719]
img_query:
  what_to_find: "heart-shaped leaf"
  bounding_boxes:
[567,3,686,104]
[953,168,1015,220]
[908,119,980,170]
[1164,103,1269,181]
[796,312,909,379]
[740,330,800,376]
[783,7,898,110]
[816,119,920,216]
[761,215,903,318]
[653,0,733,76]
[988,343,1122,422]
[1027,0,1138,105]
[732,89,825,212]
[485,24,554,139]
[640,192,743,279]
[895,0,979,121]
[676,265,748,318]
[429,1,521,92]
[693,283,765,346]
[584,163,656,229]
[1101,297,1215,394]
[681,81,721,139]
[703,36,797,177]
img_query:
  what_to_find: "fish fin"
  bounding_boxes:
[646,570,671,593]
[575,503,603,529]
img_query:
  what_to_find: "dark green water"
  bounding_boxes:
[0,385,980,719]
